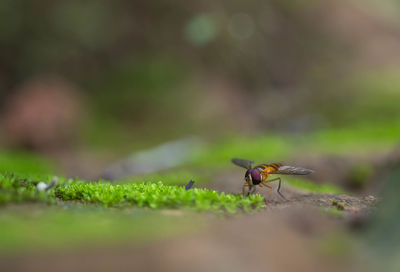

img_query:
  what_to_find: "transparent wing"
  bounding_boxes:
[269,165,314,175]
[231,158,254,169]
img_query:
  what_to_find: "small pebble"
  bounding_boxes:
[36,182,47,191]
[365,195,376,201]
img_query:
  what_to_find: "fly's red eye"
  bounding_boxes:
[250,169,261,182]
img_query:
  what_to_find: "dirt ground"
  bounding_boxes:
[0,153,382,272]
[0,180,378,272]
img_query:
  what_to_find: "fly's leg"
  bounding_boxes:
[248,185,257,196]
[253,185,263,195]
[275,177,287,200]
[260,183,273,202]
[242,183,250,196]
[263,177,286,200]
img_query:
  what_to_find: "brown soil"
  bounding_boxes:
[0,175,378,272]
[0,205,376,272]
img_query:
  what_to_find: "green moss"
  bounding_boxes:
[332,199,345,211]
[322,207,346,218]
[0,173,265,214]
[54,180,264,213]
[0,173,55,205]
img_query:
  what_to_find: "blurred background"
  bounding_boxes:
[1,0,400,271]
[1,0,399,177]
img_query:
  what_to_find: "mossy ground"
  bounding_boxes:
[0,172,263,253]
[0,120,393,254]
[0,173,265,213]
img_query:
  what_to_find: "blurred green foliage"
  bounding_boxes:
[88,55,189,116]
[185,14,218,46]
[191,135,291,167]
[189,121,400,170]
[0,0,399,154]
[348,164,374,189]
[124,169,210,186]
[316,70,400,127]
[0,151,55,175]
[285,177,345,194]
[311,121,400,155]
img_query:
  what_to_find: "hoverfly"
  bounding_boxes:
[231,158,314,201]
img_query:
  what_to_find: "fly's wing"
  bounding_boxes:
[231,158,254,169]
[269,165,314,175]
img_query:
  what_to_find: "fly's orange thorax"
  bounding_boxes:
[255,163,282,181]
[268,163,282,171]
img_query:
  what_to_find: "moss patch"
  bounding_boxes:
[55,181,264,213]
[0,173,265,214]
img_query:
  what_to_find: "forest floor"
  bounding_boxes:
[0,174,379,272]
[2,125,394,272]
